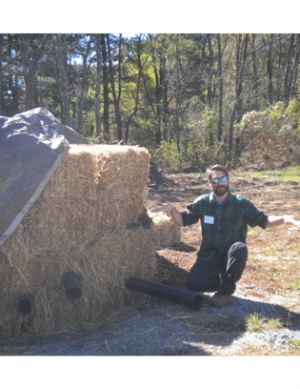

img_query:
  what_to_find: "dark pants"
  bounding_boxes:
[186,242,248,295]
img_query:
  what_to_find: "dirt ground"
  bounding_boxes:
[1,170,300,356]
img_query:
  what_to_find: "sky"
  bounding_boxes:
[2,0,300,34]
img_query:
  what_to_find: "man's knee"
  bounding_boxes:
[226,242,248,278]
[229,242,248,261]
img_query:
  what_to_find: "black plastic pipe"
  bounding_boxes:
[16,294,35,316]
[125,277,203,309]
[62,272,82,301]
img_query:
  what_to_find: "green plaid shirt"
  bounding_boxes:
[181,191,268,262]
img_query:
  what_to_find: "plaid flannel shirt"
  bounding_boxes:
[181,191,268,262]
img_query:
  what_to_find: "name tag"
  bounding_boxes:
[204,215,214,224]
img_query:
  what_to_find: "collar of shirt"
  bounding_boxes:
[209,191,234,205]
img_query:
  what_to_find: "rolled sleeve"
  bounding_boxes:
[181,201,201,226]
[181,210,199,226]
[245,201,268,229]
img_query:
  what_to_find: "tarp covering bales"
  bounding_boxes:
[0,107,87,247]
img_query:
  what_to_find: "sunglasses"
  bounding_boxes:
[210,175,228,185]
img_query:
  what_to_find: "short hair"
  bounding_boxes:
[206,164,229,180]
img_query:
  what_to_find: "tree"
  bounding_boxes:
[55,34,72,126]
[107,34,122,141]
[284,34,295,104]
[94,34,102,137]
[291,34,300,99]
[228,34,249,162]
[250,34,259,110]
[124,34,143,143]
[217,34,224,141]
[145,34,170,146]
[18,35,50,110]
[72,35,94,133]
[100,34,110,141]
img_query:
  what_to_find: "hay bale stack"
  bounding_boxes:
[0,145,156,339]
[149,211,181,248]
[35,145,150,245]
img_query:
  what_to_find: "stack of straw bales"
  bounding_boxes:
[0,145,164,339]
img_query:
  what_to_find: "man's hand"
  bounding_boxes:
[151,204,184,226]
[283,215,300,228]
[151,204,174,217]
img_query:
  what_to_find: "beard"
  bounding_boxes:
[213,183,229,197]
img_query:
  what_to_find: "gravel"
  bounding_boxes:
[4,288,299,356]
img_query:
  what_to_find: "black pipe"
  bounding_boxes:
[125,277,203,309]
[16,294,35,316]
[62,272,82,301]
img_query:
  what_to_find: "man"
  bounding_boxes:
[152,164,300,307]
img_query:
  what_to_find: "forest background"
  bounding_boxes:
[1,33,300,171]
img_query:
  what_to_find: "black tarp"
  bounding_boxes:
[0,107,88,246]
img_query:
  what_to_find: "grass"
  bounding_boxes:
[246,312,283,332]
[287,339,300,349]
[286,339,300,355]
[271,266,282,277]
[263,244,283,255]
[246,165,300,182]
[291,279,300,292]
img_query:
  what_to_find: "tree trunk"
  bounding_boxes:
[19,35,49,110]
[151,37,162,146]
[101,34,110,141]
[125,35,142,143]
[162,52,169,142]
[276,36,283,102]
[56,34,72,126]
[291,34,300,99]
[74,36,91,133]
[251,34,259,110]
[284,34,294,104]
[228,34,249,162]
[107,34,122,141]
[217,34,223,142]
[267,34,274,105]
[207,34,213,108]
[95,34,102,137]
[235,34,249,123]
[175,36,181,154]
[19,36,36,110]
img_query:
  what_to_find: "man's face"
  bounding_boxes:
[210,170,229,197]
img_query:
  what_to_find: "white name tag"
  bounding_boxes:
[204,215,214,224]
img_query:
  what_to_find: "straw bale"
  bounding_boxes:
[148,211,181,248]
[41,145,99,200]
[40,145,151,201]
[7,195,147,247]
[97,145,150,193]
[0,226,157,338]
[19,199,100,246]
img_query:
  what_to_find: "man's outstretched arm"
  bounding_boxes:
[266,215,300,229]
[151,204,184,226]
